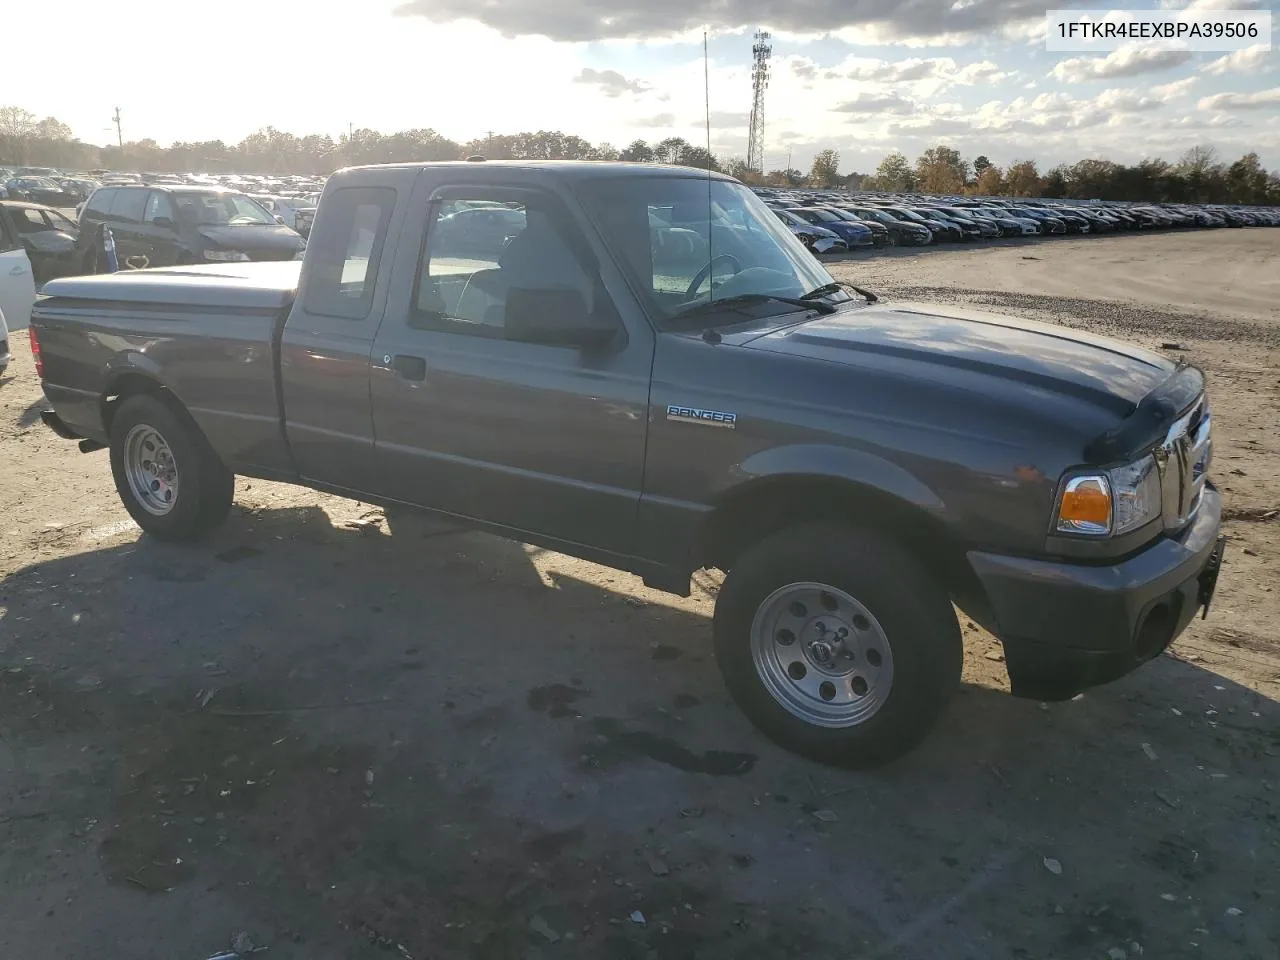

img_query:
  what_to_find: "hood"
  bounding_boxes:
[195,224,304,250]
[740,300,1175,417]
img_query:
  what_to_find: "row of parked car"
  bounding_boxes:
[757,189,1280,254]
[1,166,323,238]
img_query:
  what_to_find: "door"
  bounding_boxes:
[0,215,37,329]
[139,191,182,267]
[368,180,653,556]
[279,182,403,492]
[107,188,149,268]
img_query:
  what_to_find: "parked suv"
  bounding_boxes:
[76,185,305,273]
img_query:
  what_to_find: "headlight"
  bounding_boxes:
[204,250,249,262]
[1110,455,1161,534]
[1054,454,1161,536]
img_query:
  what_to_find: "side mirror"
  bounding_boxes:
[274,215,286,225]
[504,287,616,348]
[152,216,175,230]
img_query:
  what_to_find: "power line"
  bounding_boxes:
[746,29,771,174]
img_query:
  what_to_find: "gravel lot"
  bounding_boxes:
[2,230,1278,959]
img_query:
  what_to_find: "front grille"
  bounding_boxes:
[1157,396,1211,532]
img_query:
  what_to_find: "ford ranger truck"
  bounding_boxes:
[29,162,1225,767]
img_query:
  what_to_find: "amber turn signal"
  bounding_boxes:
[1057,475,1112,534]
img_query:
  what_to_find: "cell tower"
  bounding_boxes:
[746,29,771,173]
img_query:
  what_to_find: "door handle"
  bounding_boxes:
[391,354,426,381]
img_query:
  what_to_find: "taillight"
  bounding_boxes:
[28,326,44,378]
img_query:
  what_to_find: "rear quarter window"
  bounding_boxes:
[84,188,117,220]
[302,186,397,321]
[109,189,147,224]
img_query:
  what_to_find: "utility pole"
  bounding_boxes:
[786,146,792,184]
[112,107,123,150]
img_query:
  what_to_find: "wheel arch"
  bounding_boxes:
[100,366,194,438]
[693,447,982,606]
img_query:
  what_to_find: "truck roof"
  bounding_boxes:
[336,160,736,183]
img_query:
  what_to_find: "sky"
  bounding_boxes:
[9,0,1279,173]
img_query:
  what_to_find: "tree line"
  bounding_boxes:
[3,105,1277,205]
[857,144,1280,206]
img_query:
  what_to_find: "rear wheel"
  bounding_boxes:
[713,525,962,767]
[108,394,233,541]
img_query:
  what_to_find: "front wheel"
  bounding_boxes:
[109,394,234,541]
[713,525,962,767]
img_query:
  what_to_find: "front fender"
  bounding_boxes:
[728,443,950,521]
[634,441,955,582]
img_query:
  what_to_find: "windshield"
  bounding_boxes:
[887,208,928,223]
[803,209,840,223]
[855,209,893,225]
[575,176,833,322]
[173,192,276,226]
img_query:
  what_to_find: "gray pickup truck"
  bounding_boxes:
[30,162,1224,766]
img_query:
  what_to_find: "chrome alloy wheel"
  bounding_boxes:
[122,424,180,516]
[749,582,895,727]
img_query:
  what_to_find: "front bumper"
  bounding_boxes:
[968,486,1223,701]
[811,237,848,254]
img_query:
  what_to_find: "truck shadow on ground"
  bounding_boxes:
[2,503,1277,959]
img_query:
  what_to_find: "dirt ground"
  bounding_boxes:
[2,230,1277,960]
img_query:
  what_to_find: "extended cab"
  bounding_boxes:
[30,162,1225,767]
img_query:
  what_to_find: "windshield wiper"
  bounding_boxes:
[667,292,836,329]
[801,280,878,304]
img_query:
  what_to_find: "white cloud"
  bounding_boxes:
[825,56,1011,87]
[1198,87,1280,110]
[632,112,677,127]
[396,0,1070,43]
[1051,46,1194,83]
[572,68,650,97]
[834,92,917,114]
[829,25,980,47]
[1093,88,1162,112]
[1150,76,1198,99]
[956,60,1011,84]
[788,56,820,82]
[1203,45,1273,77]
[1161,0,1266,9]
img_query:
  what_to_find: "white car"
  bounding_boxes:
[249,194,317,237]
[0,211,37,355]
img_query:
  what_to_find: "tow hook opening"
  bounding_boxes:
[1135,601,1177,661]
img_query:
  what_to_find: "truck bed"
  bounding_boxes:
[33,262,302,474]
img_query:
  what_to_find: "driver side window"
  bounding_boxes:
[412,192,602,343]
[143,192,175,224]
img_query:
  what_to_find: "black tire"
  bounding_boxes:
[713,524,962,768]
[108,394,234,542]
